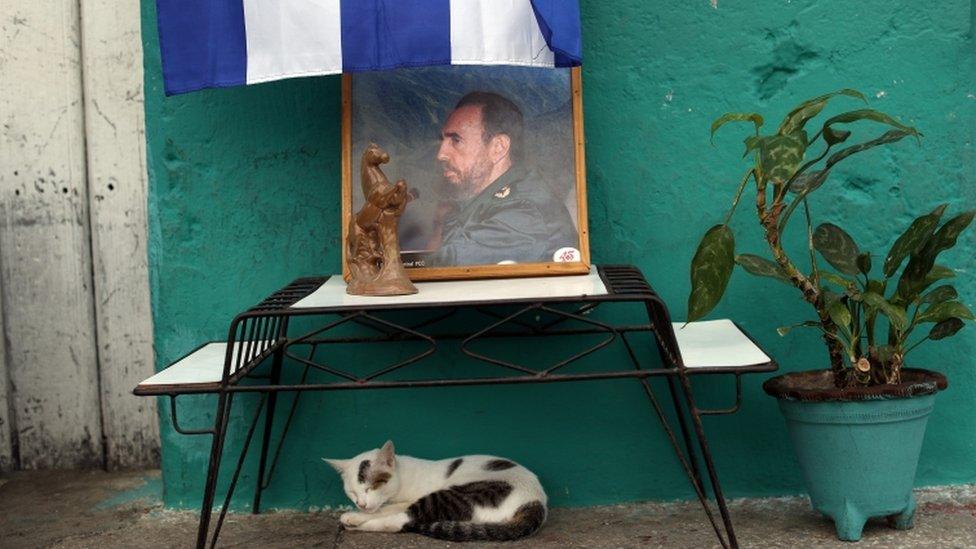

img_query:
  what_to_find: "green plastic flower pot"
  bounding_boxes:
[764,369,947,542]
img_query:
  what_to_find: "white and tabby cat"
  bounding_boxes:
[324,441,547,541]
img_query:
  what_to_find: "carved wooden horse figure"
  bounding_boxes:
[346,143,417,295]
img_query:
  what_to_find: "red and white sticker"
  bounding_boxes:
[553,247,581,262]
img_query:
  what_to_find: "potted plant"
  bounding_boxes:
[687,89,974,541]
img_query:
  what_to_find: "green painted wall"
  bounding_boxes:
[142,1,975,510]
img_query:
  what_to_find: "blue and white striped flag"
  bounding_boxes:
[155,0,582,95]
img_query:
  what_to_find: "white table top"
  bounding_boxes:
[672,319,771,368]
[291,267,608,309]
[139,343,229,386]
[137,268,774,392]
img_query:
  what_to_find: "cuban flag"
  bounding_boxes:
[155,0,582,96]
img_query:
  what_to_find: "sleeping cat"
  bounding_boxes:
[323,441,547,541]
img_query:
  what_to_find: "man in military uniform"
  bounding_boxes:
[427,91,578,267]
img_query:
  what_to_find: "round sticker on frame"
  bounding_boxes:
[553,247,581,262]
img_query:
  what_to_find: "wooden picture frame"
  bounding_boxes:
[342,66,589,281]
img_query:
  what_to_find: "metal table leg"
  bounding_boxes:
[677,371,739,548]
[638,377,731,548]
[252,347,284,514]
[196,391,234,549]
[667,375,703,489]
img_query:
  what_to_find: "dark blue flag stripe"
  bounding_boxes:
[156,0,247,95]
[339,0,452,72]
[530,0,583,67]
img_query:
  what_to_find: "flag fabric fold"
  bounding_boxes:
[155,0,582,96]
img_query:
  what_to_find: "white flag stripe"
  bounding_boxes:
[450,0,555,68]
[243,0,343,85]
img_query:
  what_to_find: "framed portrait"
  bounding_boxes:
[342,65,589,281]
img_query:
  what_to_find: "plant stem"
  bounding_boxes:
[904,335,930,355]
[902,300,922,340]
[723,169,756,225]
[803,198,820,286]
[866,311,876,350]
[777,146,834,233]
[757,175,847,381]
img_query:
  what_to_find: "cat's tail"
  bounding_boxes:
[404,500,547,541]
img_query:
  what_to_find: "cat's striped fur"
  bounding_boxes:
[324,441,547,541]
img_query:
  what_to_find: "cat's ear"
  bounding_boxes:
[378,440,396,467]
[322,458,347,474]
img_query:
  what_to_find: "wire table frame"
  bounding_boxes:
[135,265,777,549]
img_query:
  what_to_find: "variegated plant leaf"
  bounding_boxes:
[917,301,975,324]
[823,126,852,145]
[743,135,762,157]
[925,265,956,283]
[929,318,965,340]
[904,265,960,304]
[897,210,975,300]
[820,110,920,144]
[883,204,947,278]
[828,300,852,331]
[866,279,885,295]
[688,225,736,322]
[780,130,918,225]
[856,253,872,275]
[711,113,764,144]
[824,129,917,169]
[735,254,790,283]
[813,223,861,275]
[788,170,829,194]
[777,89,867,136]
[921,285,957,305]
[777,321,822,336]
[820,272,855,289]
[862,291,909,332]
[758,132,808,183]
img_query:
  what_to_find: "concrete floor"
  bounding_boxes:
[1,470,975,548]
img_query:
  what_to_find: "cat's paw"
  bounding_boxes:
[340,511,371,528]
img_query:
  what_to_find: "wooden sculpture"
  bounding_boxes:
[346,143,418,296]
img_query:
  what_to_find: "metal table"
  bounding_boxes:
[135,264,777,548]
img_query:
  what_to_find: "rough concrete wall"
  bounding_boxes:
[0,0,157,470]
[143,1,975,508]
[80,0,159,470]
[0,275,11,470]
[0,0,104,469]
